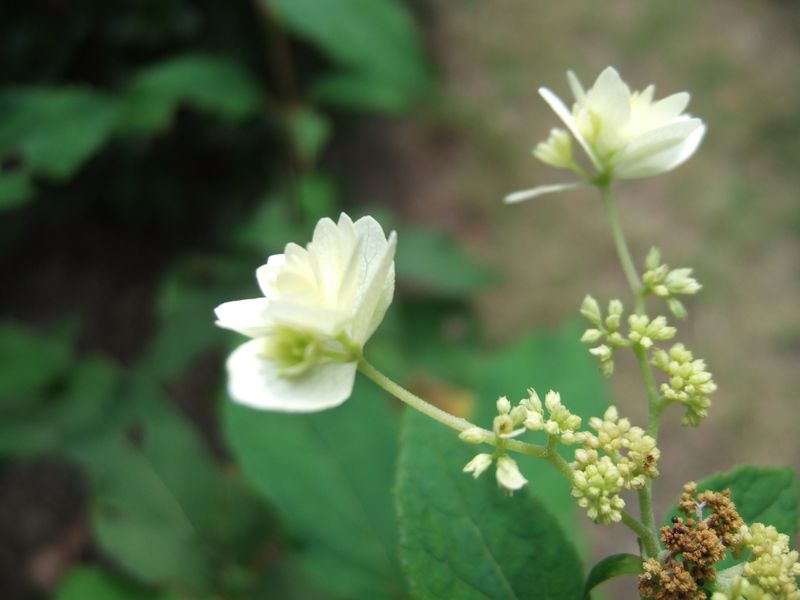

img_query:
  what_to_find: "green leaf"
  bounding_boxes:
[0,87,119,180]
[120,54,265,133]
[474,322,610,556]
[284,107,332,165]
[396,410,583,599]
[0,322,72,403]
[583,554,642,599]
[396,228,496,296]
[224,383,406,599]
[56,566,175,600]
[267,0,430,111]
[296,174,338,224]
[69,380,222,590]
[665,465,799,545]
[0,170,33,210]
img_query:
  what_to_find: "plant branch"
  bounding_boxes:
[358,358,548,458]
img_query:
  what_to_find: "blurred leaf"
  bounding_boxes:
[396,228,495,296]
[296,174,338,224]
[224,383,407,599]
[267,0,430,111]
[0,87,119,180]
[313,73,412,113]
[664,465,799,558]
[0,170,33,210]
[0,322,72,403]
[233,197,309,254]
[583,554,642,599]
[139,261,246,381]
[396,410,583,599]
[56,566,175,600]
[0,357,121,456]
[67,379,223,590]
[474,322,610,556]
[284,107,331,165]
[119,54,265,133]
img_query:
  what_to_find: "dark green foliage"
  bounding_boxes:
[224,383,407,599]
[396,411,584,600]
[583,554,642,599]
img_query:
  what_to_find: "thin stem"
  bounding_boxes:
[621,511,660,559]
[599,183,643,305]
[599,183,667,557]
[358,358,548,458]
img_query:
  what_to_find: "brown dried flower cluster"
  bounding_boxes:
[638,482,743,599]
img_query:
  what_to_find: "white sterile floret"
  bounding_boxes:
[505,66,706,203]
[496,456,528,492]
[463,453,494,479]
[215,213,396,412]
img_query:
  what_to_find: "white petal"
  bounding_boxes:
[267,301,352,336]
[619,118,702,164]
[504,182,584,204]
[350,220,396,344]
[256,254,286,298]
[226,338,358,412]
[214,298,271,337]
[646,92,690,125]
[585,67,631,131]
[566,70,586,104]
[496,456,528,491]
[539,87,601,170]
[616,122,706,179]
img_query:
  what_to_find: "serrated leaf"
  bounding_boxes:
[0,87,119,179]
[665,465,799,544]
[120,54,264,133]
[223,384,406,599]
[474,322,610,555]
[396,410,583,599]
[56,566,175,600]
[396,228,496,296]
[583,554,642,599]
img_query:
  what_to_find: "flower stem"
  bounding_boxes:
[598,183,666,556]
[357,358,548,458]
[599,183,643,307]
[621,510,660,559]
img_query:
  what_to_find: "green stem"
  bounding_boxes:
[599,183,643,306]
[621,511,659,559]
[599,183,667,556]
[358,358,548,458]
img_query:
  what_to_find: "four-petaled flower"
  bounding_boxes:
[506,66,706,203]
[215,213,396,412]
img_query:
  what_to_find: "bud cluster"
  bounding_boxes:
[570,405,660,524]
[522,389,585,445]
[580,295,627,377]
[586,406,660,490]
[643,247,702,319]
[652,344,717,426]
[580,295,678,377]
[727,523,800,599]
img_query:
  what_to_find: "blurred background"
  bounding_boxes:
[1,1,798,598]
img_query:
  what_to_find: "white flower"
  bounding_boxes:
[215,213,396,412]
[495,456,528,492]
[505,66,706,203]
[463,453,494,479]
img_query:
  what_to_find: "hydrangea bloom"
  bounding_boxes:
[506,66,706,203]
[215,213,396,412]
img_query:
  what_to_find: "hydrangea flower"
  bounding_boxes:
[215,213,396,412]
[506,66,706,203]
